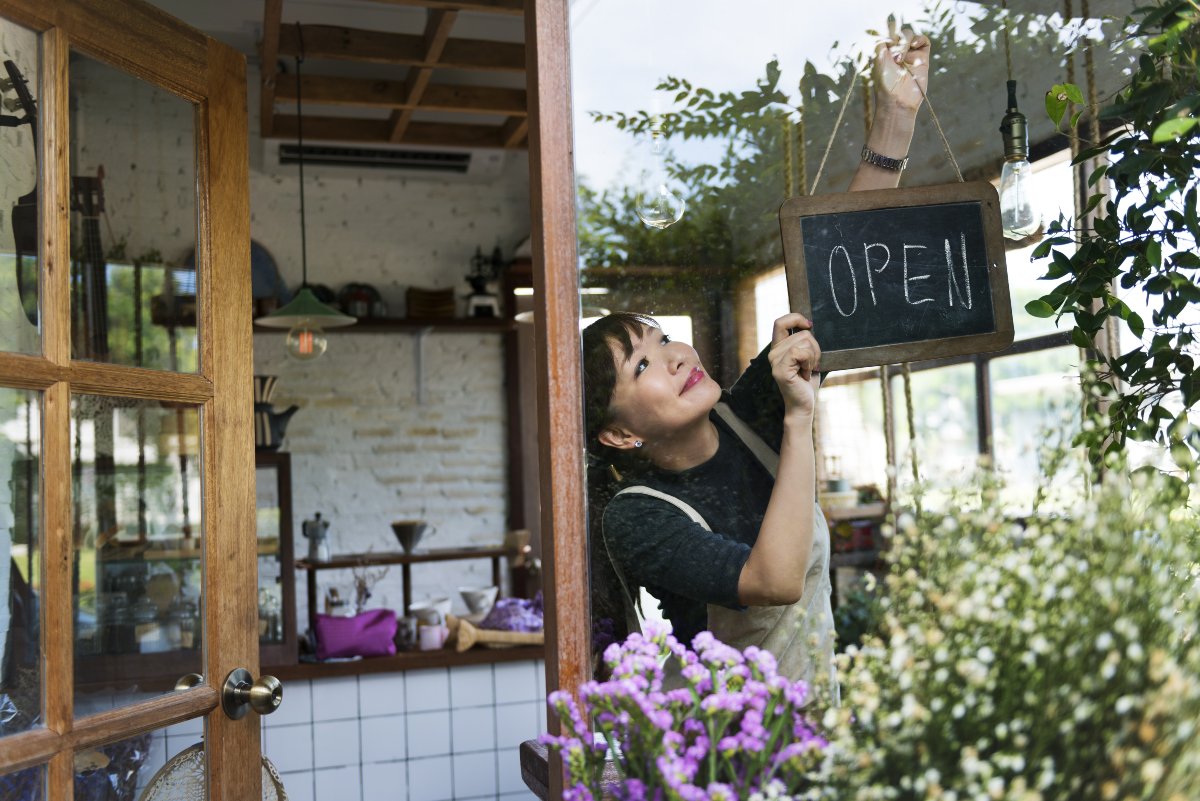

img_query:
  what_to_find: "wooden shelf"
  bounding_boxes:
[268,643,544,681]
[99,540,280,562]
[297,545,518,633]
[254,316,515,334]
[76,643,544,691]
[296,545,514,571]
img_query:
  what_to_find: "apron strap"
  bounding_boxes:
[602,406,779,637]
[713,402,778,477]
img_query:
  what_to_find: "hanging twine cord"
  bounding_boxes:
[880,366,896,509]
[796,106,808,196]
[901,361,920,485]
[810,62,865,195]
[1002,0,1014,82]
[783,115,796,197]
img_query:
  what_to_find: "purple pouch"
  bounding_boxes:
[315,610,397,660]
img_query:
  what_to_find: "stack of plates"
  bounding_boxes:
[406,287,456,319]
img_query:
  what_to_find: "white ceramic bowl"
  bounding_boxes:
[409,596,452,625]
[459,585,499,616]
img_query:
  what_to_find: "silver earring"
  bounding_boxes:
[634,440,643,448]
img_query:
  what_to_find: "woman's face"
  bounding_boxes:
[601,324,722,448]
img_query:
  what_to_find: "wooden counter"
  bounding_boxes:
[266,643,544,681]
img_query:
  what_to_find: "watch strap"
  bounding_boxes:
[861,144,908,172]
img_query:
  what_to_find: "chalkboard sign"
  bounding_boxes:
[779,181,1013,371]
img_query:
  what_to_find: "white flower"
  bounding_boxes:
[1095,632,1114,650]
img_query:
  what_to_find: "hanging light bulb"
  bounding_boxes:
[255,25,355,354]
[998,81,1039,240]
[286,323,327,361]
[635,116,686,229]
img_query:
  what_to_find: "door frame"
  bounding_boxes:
[523,1,588,797]
[0,1,258,799]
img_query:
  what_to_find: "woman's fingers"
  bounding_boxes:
[771,312,812,345]
[769,330,821,381]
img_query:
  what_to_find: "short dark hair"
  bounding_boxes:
[581,311,658,458]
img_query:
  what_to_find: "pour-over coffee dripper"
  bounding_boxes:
[391,520,433,553]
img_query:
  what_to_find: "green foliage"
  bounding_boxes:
[819,447,1200,801]
[1030,0,1200,471]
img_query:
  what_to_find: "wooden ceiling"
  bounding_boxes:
[259,0,528,150]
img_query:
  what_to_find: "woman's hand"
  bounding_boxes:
[874,18,930,115]
[769,313,821,420]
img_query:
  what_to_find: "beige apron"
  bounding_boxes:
[603,404,837,700]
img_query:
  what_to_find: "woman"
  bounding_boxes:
[584,29,931,693]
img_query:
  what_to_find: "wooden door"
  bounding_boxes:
[0,1,260,799]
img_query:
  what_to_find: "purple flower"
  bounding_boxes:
[615,778,649,801]
[563,784,594,801]
[707,782,737,801]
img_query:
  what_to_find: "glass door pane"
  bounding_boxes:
[68,51,199,373]
[71,395,203,715]
[0,762,43,800]
[0,387,40,738]
[0,17,41,354]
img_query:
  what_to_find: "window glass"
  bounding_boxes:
[989,346,1083,510]
[892,364,978,496]
[1008,151,1078,340]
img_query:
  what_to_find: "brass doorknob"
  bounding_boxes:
[221,668,283,720]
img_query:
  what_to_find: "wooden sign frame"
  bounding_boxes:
[779,181,1014,371]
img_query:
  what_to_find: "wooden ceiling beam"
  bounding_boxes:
[499,115,527,148]
[362,0,523,15]
[273,114,524,149]
[278,24,524,72]
[276,75,527,116]
[388,9,458,142]
[258,0,283,137]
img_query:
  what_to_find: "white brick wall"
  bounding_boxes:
[256,331,517,620]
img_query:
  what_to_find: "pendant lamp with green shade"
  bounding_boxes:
[255,23,355,359]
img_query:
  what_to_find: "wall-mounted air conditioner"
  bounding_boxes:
[260,139,509,183]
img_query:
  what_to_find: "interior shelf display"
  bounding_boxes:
[294,544,517,654]
[73,445,298,687]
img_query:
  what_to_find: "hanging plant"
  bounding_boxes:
[1028,0,1200,476]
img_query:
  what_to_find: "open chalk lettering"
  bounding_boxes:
[779,181,1014,370]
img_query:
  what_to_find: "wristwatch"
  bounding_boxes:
[861,144,908,172]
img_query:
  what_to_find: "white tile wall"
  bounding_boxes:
[406,668,452,713]
[408,755,455,801]
[493,663,539,704]
[316,765,362,800]
[267,722,316,774]
[313,675,360,722]
[451,706,496,754]
[314,719,361,769]
[363,760,408,801]
[361,672,407,716]
[269,678,314,727]
[361,715,407,763]
[450,664,495,708]
[452,751,499,799]
[407,710,452,759]
[247,660,543,801]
